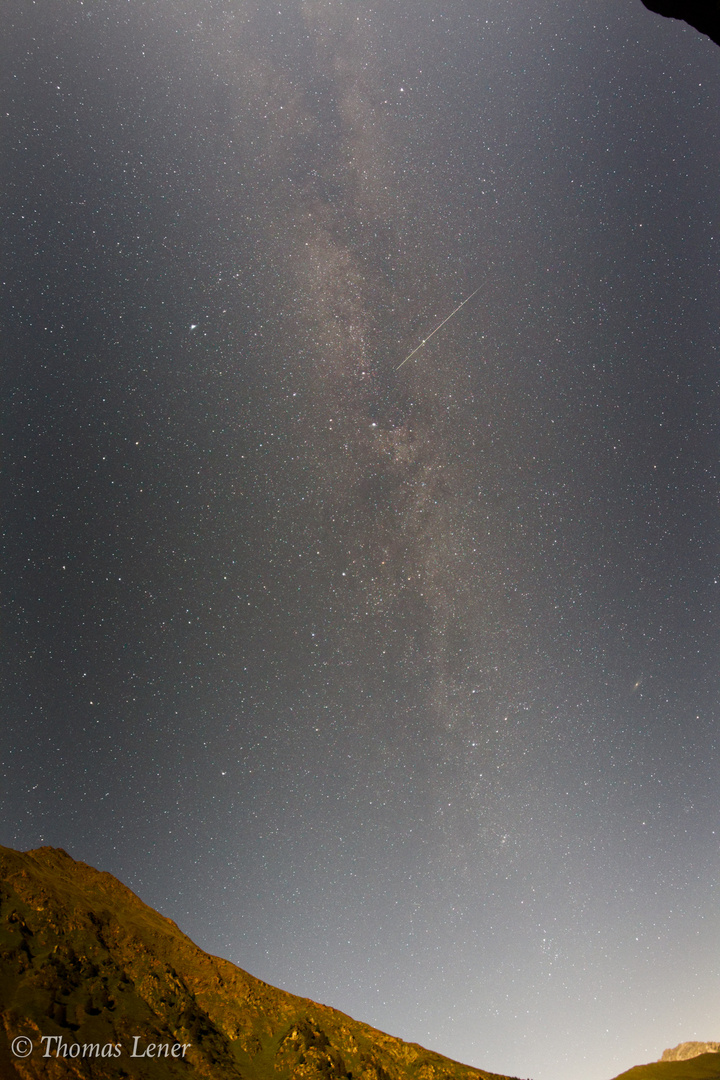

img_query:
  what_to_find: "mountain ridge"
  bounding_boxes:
[0,844,522,1080]
[2,845,716,1080]
[640,1,720,48]
[661,1047,720,1064]
[610,1051,720,1080]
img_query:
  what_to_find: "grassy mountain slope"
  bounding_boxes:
[0,845,521,1080]
[610,1052,720,1080]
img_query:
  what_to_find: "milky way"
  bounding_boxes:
[2,3,720,1079]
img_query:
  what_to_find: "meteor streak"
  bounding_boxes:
[396,285,482,370]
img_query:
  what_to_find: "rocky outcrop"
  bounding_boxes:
[660,1042,720,1062]
[640,1,720,48]
[0,845,520,1080]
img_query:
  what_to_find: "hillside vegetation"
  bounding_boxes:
[0,845,521,1080]
[611,1051,720,1080]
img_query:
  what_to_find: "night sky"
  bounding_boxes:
[2,2,720,1078]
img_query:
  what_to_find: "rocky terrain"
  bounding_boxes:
[661,1046,720,1063]
[1,843,716,1080]
[0,845,521,1080]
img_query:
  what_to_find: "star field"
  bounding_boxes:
[2,3,720,1079]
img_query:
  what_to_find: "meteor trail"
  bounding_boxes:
[395,285,482,370]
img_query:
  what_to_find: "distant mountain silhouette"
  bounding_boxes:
[640,1,720,47]
[0,845,522,1080]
